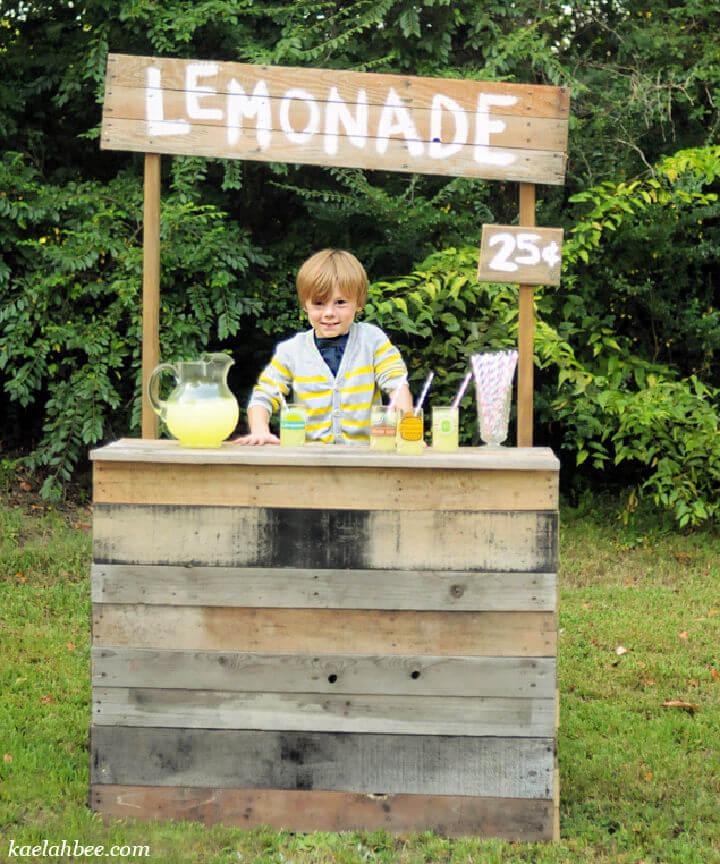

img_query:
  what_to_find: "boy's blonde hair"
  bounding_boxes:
[296,249,368,307]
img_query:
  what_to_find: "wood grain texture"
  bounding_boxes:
[93,687,555,737]
[106,54,570,118]
[477,225,563,286]
[141,154,160,440]
[100,52,569,183]
[91,785,555,840]
[92,505,559,572]
[91,563,557,611]
[91,726,555,798]
[102,117,567,185]
[92,605,557,657]
[90,439,561,471]
[92,648,556,697]
[105,84,569,152]
[554,766,561,841]
[517,183,536,447]
[92,461,558,511]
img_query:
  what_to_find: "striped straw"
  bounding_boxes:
[387,377,407,409]
[274,386,288,411]
[414,371,434,416]
[472,351,517,444]
[451,371,473,409]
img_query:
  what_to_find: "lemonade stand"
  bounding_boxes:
[89,53,567,841]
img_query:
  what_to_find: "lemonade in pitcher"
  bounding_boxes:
[165,398,239,448]
[148,353,239,448]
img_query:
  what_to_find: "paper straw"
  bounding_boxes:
[387,378,407,409]
[274,387,288,411]
[414,371,434,416]
[451,371,473,409]
[471,350,517,444]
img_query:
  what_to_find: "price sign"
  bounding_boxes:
[477,224,563,286]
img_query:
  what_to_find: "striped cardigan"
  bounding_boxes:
[248,322,408,444]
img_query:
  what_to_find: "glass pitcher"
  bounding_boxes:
[148,353,239,448]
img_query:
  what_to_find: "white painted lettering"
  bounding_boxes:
[429,93,468,159]
[376,87,423,156]
[514,232,542,265]
[488,232,519,272]
[323,86,368,155]
[227,79,272,150]
[474,93,517,166]
[185,63,222,121]
[280,88,320,144]
[145,67,190,136]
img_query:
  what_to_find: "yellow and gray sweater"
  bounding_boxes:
[248,322,408,444]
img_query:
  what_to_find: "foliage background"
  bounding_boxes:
[0,0,718,524]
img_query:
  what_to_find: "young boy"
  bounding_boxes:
[235,249,413,445]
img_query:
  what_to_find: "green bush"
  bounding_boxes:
[2,138,719,527]
[365,240,720,528]
[0,152,266,498]
[364,247,517,443]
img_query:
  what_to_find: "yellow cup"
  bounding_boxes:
[432,406,459,451]
[396,409,424,455]
[370,406,398,451]
[279,404,306,447]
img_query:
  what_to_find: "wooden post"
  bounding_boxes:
[517,183,536,447]
[142,154,161,439]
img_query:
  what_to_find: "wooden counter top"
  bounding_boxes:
[90,438,559,472]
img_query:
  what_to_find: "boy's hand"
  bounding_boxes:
[233,405,279,444]
[232,431,280,445]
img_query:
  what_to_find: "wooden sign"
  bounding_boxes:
[101,54,569,185]
[477,225,563,286]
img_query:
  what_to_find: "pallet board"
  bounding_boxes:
[93,504,558,572]
[101,55,569,185]
[93,460,559,511]
[92,648,556,697]
[91,727,554,798]
[91,786,554,841]
[91,564,557,610]
[89,441,560,839]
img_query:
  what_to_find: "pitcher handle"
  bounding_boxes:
[148,363,178,418]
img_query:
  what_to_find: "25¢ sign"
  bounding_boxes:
[477,225,564,286]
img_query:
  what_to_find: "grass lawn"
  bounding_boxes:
[1,488,718,863]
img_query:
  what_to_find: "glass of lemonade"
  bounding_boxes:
[280,404,306,447]
[432,406,459,451]
[370,406,398,451]
[396,409,424,455]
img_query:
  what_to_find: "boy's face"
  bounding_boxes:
[304,285,358,339]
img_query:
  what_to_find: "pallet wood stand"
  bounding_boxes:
[93,52,569,840]
[90,440,559,839]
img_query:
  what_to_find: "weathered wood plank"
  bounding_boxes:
[92,461,558,511]
[92,505,559,572]
[93,687,555,737]
[91,726,554,798]
[91,564,557,611]
[105,84,569,152]
[91,785,555,840]
[101,116,567,185]
[92,648,556,697]
[106,54,570,119]
[90,439,561,471]
[478,225,564,286]
[92,605,557,657]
